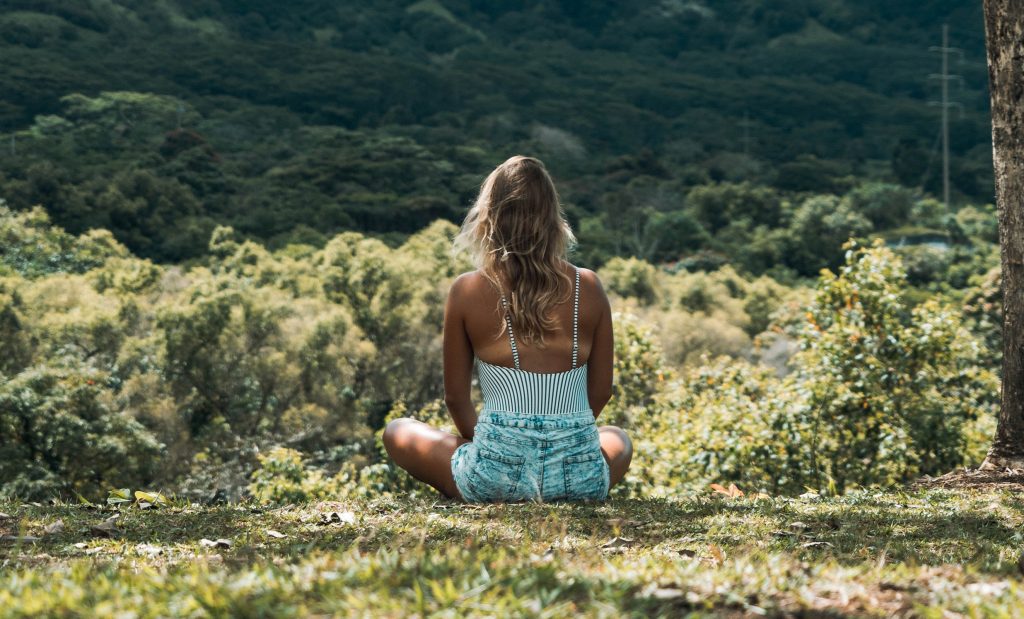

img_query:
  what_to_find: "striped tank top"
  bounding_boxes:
[474,265,590,416]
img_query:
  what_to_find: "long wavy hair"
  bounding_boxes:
[451,155,577,349]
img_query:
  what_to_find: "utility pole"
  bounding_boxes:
[929,24,964,210]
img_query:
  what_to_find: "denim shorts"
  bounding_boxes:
[450,408,610,503]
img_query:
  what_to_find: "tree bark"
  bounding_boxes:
[981,0,1024,470]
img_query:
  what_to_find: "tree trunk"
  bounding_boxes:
[981,0,1024,470]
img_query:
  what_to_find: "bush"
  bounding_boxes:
[598,257,660,306]
[248,447,347,505]
[626,239,998,497]
[0,364,164,500]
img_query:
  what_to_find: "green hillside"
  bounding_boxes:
[0,0,994,265]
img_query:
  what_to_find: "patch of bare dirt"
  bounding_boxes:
[913,467,1024,491]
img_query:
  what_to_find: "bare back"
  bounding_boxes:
[443,262,614,421]
[460,266,590,369]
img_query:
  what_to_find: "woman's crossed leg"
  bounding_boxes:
[383,418,633,500]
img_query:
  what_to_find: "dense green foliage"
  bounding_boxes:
[0,1,995,265]
[0,205,1000,502]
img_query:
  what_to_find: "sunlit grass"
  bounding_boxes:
[1,487,1022,617]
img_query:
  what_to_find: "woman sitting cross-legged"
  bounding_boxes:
[383,155,633,502]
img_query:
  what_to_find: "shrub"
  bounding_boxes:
[627,239,998,497]
[248,447,347,505]
[598,257,660,306]
[0,364,164,500]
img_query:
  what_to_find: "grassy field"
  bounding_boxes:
[2,480,1023,618]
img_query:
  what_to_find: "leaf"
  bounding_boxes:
[266,529,286,539]
[605,518,643,528]
[134,490,169,507]
[318,511,356,526]
[106,488,132,505]
[710,483,744,498]
[0,535,41,543]
[43,519,64,535]
[90,515,122,538]
[600,536,636,552]
[200,538,232,549]
[0,512,13,520]
[708,543,725,565]
[641,585,685,600]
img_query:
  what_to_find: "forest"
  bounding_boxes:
[2,1,1022,616]
[0,0,994,266]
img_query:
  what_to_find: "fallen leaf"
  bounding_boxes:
[710,483,744,498]
[90,515,122,538]
[134,491,169,508]
[789,521,809,531]
[0,512,13,520]
[200,538,232,549]
[266,529,286,539]
[965,581,1010,595]
[73,542,89,549]
[879,581,913,592]
[136,543,163,556]
[641,584,684,600]
[319,511,356,526]
[0,535,41,543]
[106,488,132,506]
[708,543,725,565]
[600,536,637,552]
[605,518,643,528]
[800,541,834,548]
[43,519,64,535]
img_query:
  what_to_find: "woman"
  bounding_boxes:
[383,155,632,502]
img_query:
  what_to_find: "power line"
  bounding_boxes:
[928,23,965,210]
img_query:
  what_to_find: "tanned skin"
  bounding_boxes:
[383,261,633,499]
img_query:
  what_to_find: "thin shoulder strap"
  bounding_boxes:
[500,292,521,370]
[572,265,580,369]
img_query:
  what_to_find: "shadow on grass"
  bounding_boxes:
[2,489,1021,573]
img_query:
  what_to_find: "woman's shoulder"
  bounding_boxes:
[575,266,607,297]
[451,265,602,288]
[451,270,488,292]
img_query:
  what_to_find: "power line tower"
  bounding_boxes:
[929,23,964,210]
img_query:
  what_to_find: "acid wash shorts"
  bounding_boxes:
[450,408,610,503]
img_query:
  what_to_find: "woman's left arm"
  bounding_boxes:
[443,274,477,440]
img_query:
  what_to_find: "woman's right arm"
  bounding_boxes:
[443,274,478,439]
[586,271,614,419]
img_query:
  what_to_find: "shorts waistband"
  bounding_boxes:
[478,408,595,428]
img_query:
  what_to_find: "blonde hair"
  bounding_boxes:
[452,155,577,349]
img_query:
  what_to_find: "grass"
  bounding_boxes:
[1,486,1023,617]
